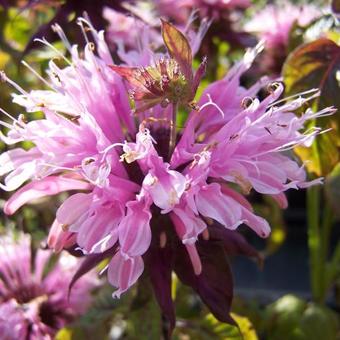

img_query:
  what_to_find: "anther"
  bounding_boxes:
[241,96,254,109]
[0,70,7,82]
[128,89,135,99]
[267,81,282,93]
[61,224,69,231]
[160,98,170,108]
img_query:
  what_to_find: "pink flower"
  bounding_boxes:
[103,7,162,52]
[154,0,250,23]
[0,233,98,339]
[0,17,333,335]
[245,3,321,74]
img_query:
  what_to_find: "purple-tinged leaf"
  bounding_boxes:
[109,65,141,87]
[284,38,340,113]
[208,224,262,265]
[174,239,235,324]
[192,56,207,97]
[145,242,175,339]
[68,246,116,297]
[161,19,193,83]
[283,38,340,176]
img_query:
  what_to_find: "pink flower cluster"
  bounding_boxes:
[245,3,320,50]
[0,232,97,339]
[154,0,250,22]
[0,17,332,304]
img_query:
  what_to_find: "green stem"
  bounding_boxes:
[168,102,178,159]
[307,186,323,303]
[319,200,334,302]
[321,201,333,262]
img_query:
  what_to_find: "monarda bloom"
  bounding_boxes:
[0,233,98,339]
[153,0,250,23]
[245,3,320,75]
[0,18,333,336]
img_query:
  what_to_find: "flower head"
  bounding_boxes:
[0,232,98,339]
[154,0,250,23]
[0,16,334,336]
[110,20,206,113]
[245,3,321,74]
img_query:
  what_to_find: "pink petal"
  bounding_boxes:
[118,200,152,257]
[242,208,271,238]
[171,206,206,244]
[77,205,123,253]
[56,193,93,226]
[108,252,144,298]
[195,183,242,229]
[47,219,76,252]
[4,176,90,215]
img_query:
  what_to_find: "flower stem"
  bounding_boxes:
[168,102,178,160]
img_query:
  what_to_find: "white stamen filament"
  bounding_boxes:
[199,94,224,117]
[268,88,320,108]
[34,38,72,65]
[21,61,56,90]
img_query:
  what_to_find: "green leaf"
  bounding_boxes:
[299,304,339,340]
[294,131,339,176]
[288,15,338,54]
[202,313,258,340]
[161,20,193,82]
[264,294,306,340]
[284,38,340,113]
[283,38,340,175]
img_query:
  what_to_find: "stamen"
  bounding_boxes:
[0,71,28,95]
[52,23,73,52]
[0,120,14,129]
[199,94,224,117]
[21,61,55,90]
[267,81,283,94]
[268,88,320,108]
[34,38,72,65]
[77,17,91,45]
[61,224,69,231]
[100,143,125,162]
[41,163,77,172]
[0,107,22,125]
[241,96,254,109]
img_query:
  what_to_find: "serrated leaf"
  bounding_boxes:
[284,38,340,113]
[283,38,340,175]
[161,19,193,83]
